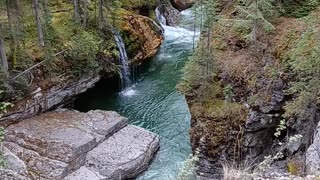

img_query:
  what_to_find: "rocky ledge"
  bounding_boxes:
[2,110,159,179]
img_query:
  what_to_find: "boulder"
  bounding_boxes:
[2,146,27,175]
[64,167,103,180]
[85,125,160,179]
[0,169,29,180]
[121,13,164,61]
[3,110,159,179]
[156,4,181,26]
[170,0,197,11]
[306,122,320,173]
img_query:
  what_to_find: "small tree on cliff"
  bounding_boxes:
[238,0,275,43]
[203,0,218,75]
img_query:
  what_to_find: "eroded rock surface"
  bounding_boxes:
[122,14,164,61]
[306,121,320,173]
[3,110,159,179]
[0,75,100,126]
[170,0,197,11]
[156,4,180,26]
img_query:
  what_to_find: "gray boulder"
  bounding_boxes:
[85,125,160,179]
[306,122,320,173]
[3,110,159,179]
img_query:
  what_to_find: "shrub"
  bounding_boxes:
[65,31,100,76]
[176,154,199,180]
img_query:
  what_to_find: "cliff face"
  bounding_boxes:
[179,2,320,179]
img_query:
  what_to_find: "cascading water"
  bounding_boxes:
[114,32,132,91]
[75,8,200,180]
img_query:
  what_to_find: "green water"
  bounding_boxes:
[75,10,198,179]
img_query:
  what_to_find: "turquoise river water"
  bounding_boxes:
[75,10,198,179]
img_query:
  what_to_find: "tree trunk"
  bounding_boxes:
[253,0,258,44]
[33,0,45,47]
[0,33,9,74]
[98,0,104,29]
[73,0,81,23]
[6,0,17,68]
[83,0,88,29]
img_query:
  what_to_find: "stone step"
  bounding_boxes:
[4,110,128,179]
[64,167,103,180]
[65,125,160,180]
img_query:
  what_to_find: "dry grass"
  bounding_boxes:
[222,161,256,180]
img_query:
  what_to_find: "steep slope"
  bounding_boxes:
[179,1,320,179]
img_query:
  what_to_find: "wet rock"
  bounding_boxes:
[86,125,160,179]
[170,0,197,11]
[2,110,159,179]
[156,4,181,26]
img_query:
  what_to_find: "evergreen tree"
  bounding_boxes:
[238,0,275,43]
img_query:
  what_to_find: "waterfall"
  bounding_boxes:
[114,32,132,91]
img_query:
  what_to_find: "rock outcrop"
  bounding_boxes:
[122,14,164,62]
[170,0,197,11]
[3,110,160,179]
[0,75,100,126]
[156,4,181,26]
[306,121,320,173]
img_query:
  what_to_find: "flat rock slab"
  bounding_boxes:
[5,110,128,163]
[64,167,103,180]
[4,110,128,179]
[85,125,160,180]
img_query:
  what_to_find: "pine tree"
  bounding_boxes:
[203,0,218,75]
[238,0,275,43]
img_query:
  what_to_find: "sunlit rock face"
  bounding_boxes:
[170,0,197,11]
[3,110,159,179]
[121,13,164,62]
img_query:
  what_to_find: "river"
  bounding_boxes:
[75,10,198,180]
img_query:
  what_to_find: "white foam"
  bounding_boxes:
[120,87,137,97]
